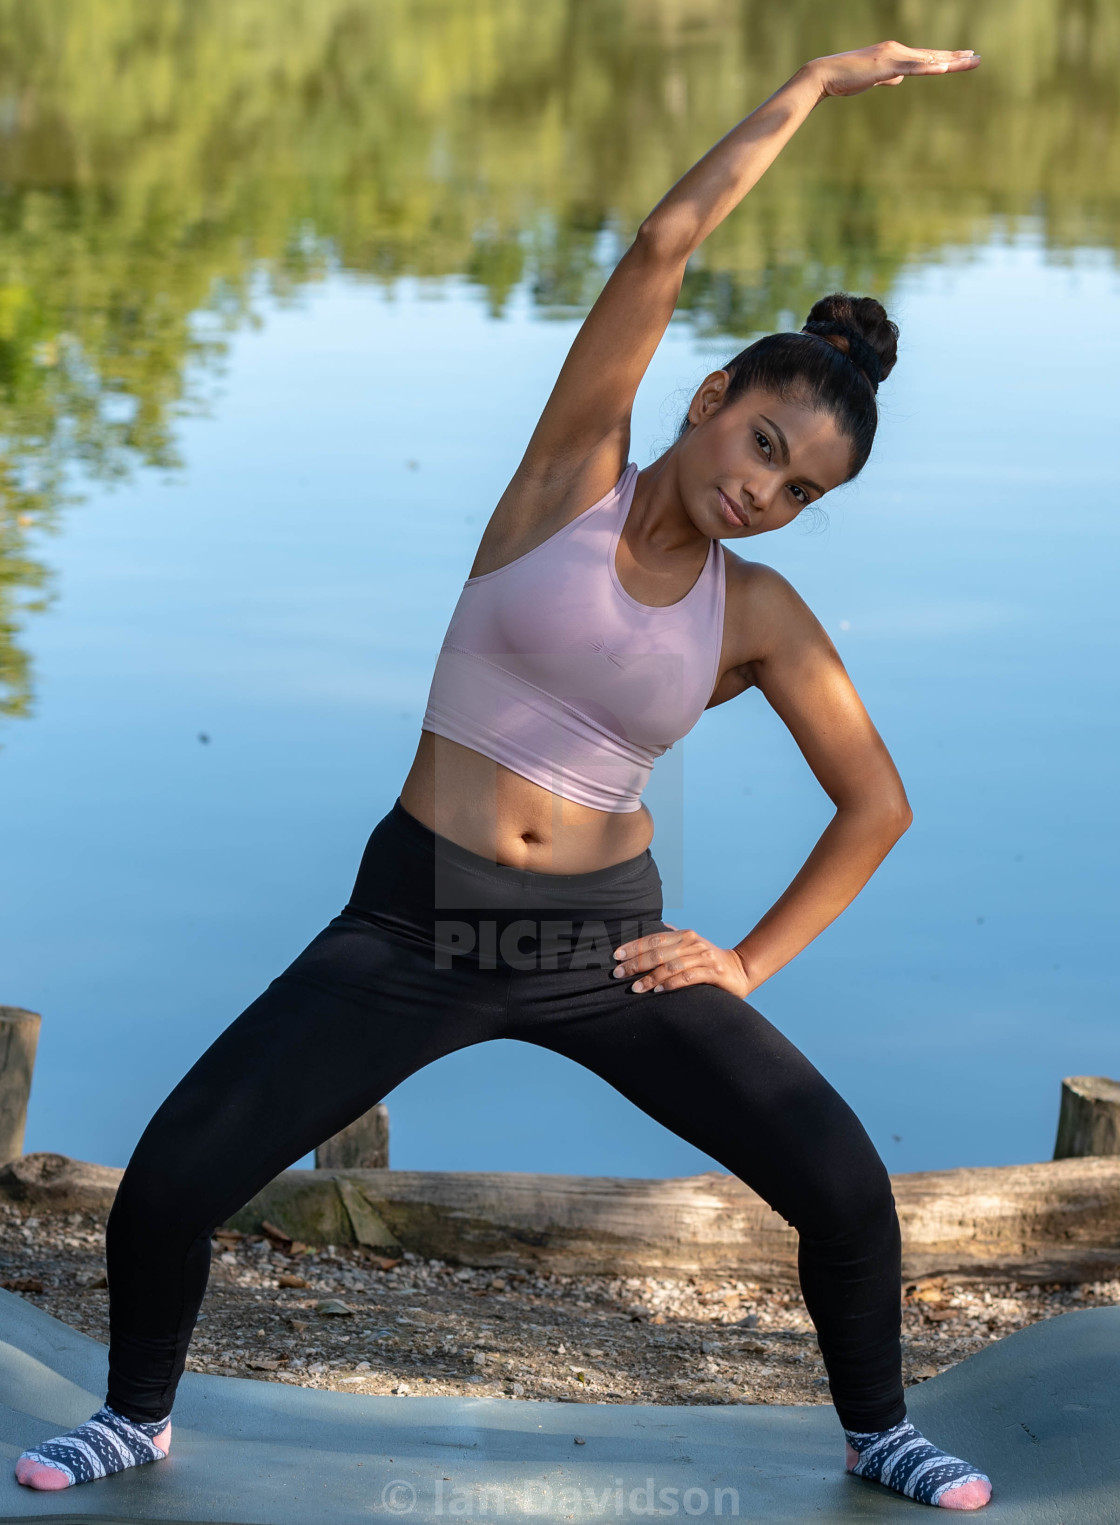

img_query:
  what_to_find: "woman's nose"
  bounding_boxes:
[744,478,777,514]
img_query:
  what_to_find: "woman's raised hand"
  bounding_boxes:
[612,924,753,1002]
[809,41,980,99]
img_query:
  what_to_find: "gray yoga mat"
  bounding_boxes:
[0,1287,1116,1522]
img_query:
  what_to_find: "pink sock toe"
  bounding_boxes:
[16,1457,71,1490]
[938,1477,992,1510]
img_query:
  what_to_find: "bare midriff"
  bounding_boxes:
[398,729,655,873]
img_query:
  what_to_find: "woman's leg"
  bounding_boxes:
[505,938,990,1507]
[105,915,504,1419]
[508,960,904,1429]
[17,912,505,1487]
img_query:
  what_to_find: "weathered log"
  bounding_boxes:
[4,1151,1119,1285]
[0,1007,41,1167]
[316,1103,389,1170]
[1054,1075,1120,1159]
[223,1155,1120,1285]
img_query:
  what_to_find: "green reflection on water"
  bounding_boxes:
[0,0,1117,718]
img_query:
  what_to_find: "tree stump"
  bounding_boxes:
[0,1008,41,1167]
[315,1103,389,1170]
[1053,1076,1120,1159]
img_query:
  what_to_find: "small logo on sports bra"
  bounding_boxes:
[588,637,626,668]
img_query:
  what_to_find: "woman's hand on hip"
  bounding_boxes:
[612,924,752,1001]
[806,41,980,100]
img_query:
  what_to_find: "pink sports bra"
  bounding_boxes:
[420,462,727,813]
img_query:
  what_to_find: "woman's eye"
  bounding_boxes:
[754,431,771,458]
[790,485,808,505]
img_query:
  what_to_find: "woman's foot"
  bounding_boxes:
[844,1419,991,1509]
[16,1404,171,1489]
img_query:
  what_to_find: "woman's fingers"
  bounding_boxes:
[898,47,981,74]
[612,929,682,980]
[612,930,751,999]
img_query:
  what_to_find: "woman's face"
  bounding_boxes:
[677,375,853,539]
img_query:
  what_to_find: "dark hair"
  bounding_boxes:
[680,293,899,480]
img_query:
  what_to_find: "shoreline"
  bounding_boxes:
[3,1199,1117,1408]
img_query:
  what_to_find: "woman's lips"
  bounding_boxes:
[718,487,748,528]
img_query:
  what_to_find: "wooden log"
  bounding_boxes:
[0,1007,41,1167]
[315,1103,389,1170]
[5,1151,1119,1285]
[1053,1075,1120,1159]
[222,1155,1120,1285]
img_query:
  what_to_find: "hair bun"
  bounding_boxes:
[802,294,899,387]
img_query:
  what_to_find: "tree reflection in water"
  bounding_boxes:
[0,0,1116,718]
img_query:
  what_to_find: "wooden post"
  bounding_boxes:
[0,1008,41,1167]
[315,1103,389,1170]
[1053,1075,1120,1159]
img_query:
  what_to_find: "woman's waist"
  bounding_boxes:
[348,790,664,926]
[399,732,656,873]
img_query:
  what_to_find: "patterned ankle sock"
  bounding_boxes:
[844,1418,991,1510]
[15,1403,171,1490]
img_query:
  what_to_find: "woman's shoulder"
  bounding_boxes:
[721,550,827,663]
[722,548,804,606]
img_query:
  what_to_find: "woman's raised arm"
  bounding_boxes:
[502,42,978,517]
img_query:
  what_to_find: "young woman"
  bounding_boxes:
[18,39,991,1512]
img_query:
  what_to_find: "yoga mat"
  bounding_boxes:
[1,1288,1116,1521]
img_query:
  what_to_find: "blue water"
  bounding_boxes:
[2,231,1118,1179]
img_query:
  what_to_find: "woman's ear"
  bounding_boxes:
[687,369,732,429]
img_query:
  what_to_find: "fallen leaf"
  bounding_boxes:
[79,1272,108,1290]
[1,1277,43,1293]
[278,1274,310,1289]
[287,1318,309,1333]
[260,1219,294,1248]
[247,1358,280,1371]
[905,1277,947,1300]
[315,1298,353,1316]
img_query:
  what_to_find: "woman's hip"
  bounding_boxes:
[342,796,665,966]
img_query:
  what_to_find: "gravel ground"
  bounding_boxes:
[2,1201,1116,1408]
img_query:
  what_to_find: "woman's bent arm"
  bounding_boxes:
[636,65,824,266]
[730,796,911,993]
[513,42,978,492]
[611,565,914,1002]
[514,66,826,487]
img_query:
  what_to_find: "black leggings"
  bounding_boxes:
[104,797,906,1433]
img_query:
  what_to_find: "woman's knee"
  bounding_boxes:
[781,1090,896,1243]
[795,1148,896,1246]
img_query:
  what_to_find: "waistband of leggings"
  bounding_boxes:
[386,796,659,897]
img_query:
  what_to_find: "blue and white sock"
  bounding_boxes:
[16,1403,171,1490]
[844,1418,991,1509]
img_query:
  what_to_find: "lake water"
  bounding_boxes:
[1,2,1117,1180]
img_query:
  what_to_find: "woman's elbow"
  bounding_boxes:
[885,795,914,840]
[632,215,693,269]
[846,791,912,844]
